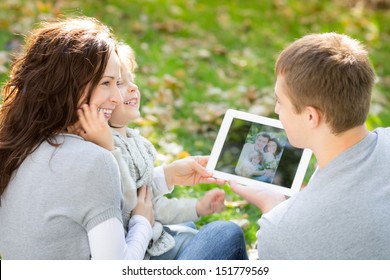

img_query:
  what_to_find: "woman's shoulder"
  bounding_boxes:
[52,134,116,165]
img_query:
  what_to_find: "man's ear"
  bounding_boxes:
[305,106,322,129]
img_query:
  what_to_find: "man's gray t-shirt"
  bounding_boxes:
[0,134,122,259]
[257,128,390,259]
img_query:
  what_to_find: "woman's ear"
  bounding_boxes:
[305,106,322,129]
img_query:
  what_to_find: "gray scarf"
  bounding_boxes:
[112,128,175,258]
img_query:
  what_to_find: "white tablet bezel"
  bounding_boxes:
[207,109,313,196]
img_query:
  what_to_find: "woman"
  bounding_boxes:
[0,17,136,260]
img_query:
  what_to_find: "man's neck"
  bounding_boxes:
[312,125,369,169]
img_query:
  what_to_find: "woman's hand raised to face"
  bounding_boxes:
[76,104,115,151]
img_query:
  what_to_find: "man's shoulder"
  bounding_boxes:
[374,127,390,136]
[372,127,390,148]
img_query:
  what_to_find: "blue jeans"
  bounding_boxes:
[151,221,248,260]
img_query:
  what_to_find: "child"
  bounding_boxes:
[235,150,264,177]
[78,43,238,260]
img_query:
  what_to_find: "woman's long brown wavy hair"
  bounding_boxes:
[0,17,117,202]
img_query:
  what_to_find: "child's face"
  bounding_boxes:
[88,51,122,121]
[109,69,141,126]
[250,156,260,165]
[274,75,307,148]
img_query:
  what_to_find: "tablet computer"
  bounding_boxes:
[206,109,312,196]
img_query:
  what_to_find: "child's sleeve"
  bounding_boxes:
[152,195,199,224]
[152,165,174,196]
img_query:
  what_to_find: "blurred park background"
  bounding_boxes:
[1,0,389,251]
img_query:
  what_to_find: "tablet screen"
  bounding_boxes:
[207,109,312,196]
[215,118,303,188]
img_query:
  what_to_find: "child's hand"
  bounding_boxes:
[196,188,225,217]
[163,156,226,187]
[132,186,154,226]
[77,104,114,150]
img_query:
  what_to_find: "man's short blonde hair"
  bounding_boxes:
[275,33,376,134]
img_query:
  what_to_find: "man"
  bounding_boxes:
[231,33,390,259]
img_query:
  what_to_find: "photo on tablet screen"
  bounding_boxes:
[207,109,312,196]
[215,120,302,188]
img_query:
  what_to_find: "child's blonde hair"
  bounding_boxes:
[249,151,264,164]
[117,42,137,78]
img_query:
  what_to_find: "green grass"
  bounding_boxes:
[1,0,389,250]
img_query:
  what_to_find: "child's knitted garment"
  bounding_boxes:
[111,128,198,258]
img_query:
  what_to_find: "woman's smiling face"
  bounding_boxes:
[88,51,122,121]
